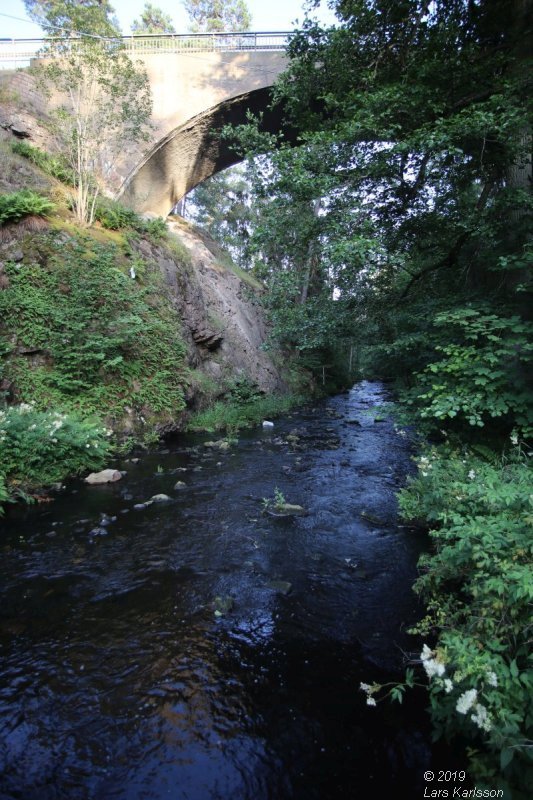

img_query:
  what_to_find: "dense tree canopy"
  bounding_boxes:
[225,0,531,396]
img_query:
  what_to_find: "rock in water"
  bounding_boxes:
[262,420,274,428]
[266,580,292,595]
[149,494,172,503]
[213,596,235,616]
[85,469,122,484]
[267,503,307,517]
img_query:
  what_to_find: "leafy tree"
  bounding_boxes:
[227,0,531,385]
[182,0,252,32]
[131,3,176,34]
[186,165,254,266]
[25,0,152,226]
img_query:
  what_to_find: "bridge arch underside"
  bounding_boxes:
[119,88,293,218]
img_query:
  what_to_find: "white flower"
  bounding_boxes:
[456,688,477,715]
[468,469,476,480]
[424,659,445,679]
[510,432,518,446]
[443,679,453,693]
[486,671,498,687]
[366,697,377,707]
[360,682,371,693]
[420,644,446,679]
[471,703,492,732]
[421,644,433,661]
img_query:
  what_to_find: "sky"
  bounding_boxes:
[0,1,337,39]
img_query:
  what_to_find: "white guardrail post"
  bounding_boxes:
[0,32,290,67]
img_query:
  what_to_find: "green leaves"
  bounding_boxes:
[400,441,533,791]
[409,308,533,435]
[0,404,111,502]
[0,190,55,225]
[0,230,188,422]
[32,7,152,226]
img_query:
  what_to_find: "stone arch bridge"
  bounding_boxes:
[1,33,290,216]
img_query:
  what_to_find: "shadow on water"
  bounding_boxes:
[0,381,463,799]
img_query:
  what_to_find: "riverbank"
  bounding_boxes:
[0,137,314,510]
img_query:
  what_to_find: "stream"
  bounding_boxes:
[0,381,461,799]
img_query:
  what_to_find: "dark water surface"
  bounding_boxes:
[0,382,460,799]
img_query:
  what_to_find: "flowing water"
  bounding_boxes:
[0,382,461,799]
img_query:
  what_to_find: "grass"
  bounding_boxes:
[186,392,307,433]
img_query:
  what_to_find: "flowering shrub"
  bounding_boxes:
[0,404,111,504]
[398,442,533,794]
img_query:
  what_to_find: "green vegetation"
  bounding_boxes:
[0,472,9,515]
[11,140,74,185]
[0,228,189,431]
[131,2,176,33]
[25,0,152,225]
[0,189,55,224]
[396,442,532,793]
[94,198,167,240]
[261,486,287,512]
[183,0,252,32]
[0,405,111,505]
[187,391,306,434]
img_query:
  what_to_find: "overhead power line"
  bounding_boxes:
[0,11,120,41]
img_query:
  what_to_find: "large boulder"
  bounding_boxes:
[85,469,122,485]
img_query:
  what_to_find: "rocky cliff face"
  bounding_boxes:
[135,216,286,404]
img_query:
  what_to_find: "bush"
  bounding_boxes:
[0,404,111,500]
[398,442,533,796]
[187,392,306,433]
[401,307,533,437]
[0,189,55,225]
[94,201,140,230]
[11,140,75,185]
[226,375,263,404]
[94,199,167,240]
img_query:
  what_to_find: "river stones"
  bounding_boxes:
[89,526,108,536]
[204,439,231,451]
[149,494,172,503]
[266,580,292,595]
[213,596,235,617]
[85,469,122,484]
[173,481,187,490]
[360,509,387,526]
[266,503,307,517]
